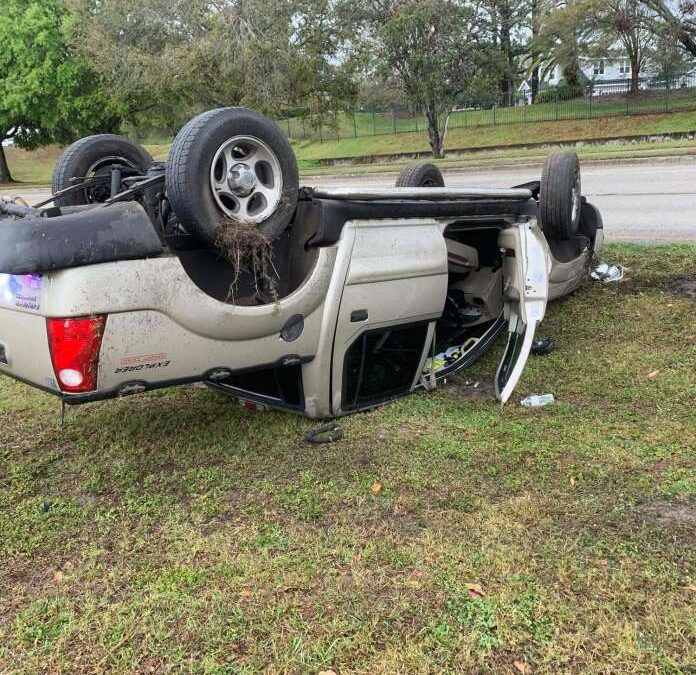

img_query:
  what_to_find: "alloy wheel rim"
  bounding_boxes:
[209,135,283,223]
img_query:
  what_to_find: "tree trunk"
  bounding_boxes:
[630,57,640,94]
[0,141,12,183]
[496,8,514,106]
[424,107,444,158]
[531,67,540,103]
[531,0,540,103]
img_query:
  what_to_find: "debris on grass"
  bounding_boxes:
[520,393,555,407]
[465,582,485,598]
[531,337,555,355]
[215,218,279,304]
[513,659,533,674]
[591,262,625,282]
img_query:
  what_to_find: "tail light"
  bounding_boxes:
[46,316,106,393]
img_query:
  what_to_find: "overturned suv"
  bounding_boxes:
[0,108,603,418]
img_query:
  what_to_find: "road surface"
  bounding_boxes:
[2,159,695,243]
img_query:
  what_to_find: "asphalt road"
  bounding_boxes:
[3,158,695,243]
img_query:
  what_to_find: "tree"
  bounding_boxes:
[363,0,482,158]
[535,0,653,94]
[71,0,358,135]
[600,0,653,92]
[481,0,532,104]
[0,0,117,182]
[649,21,695,83]
[69,0,212,135]
[638,0,696,57]
[287,0,360,119]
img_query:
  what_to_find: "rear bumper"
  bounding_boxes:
[0,202,163,275]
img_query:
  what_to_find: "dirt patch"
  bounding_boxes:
[617,273,696,299]
[640,500,696,527]
[674,278,696,299]
[445,376,496,401]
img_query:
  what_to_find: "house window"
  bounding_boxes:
[593,60,605,76]
[619,60,630,75]
[548,68,555,82]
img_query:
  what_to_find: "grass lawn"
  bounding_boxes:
[0,244,694,674]
[292,111,696,161]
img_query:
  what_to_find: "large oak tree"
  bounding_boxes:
[0,0,117,182]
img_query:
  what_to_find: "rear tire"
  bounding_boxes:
[166,107,299,244]
[52,135,153,206]
[539,151,581,240]
[395,162,445,187]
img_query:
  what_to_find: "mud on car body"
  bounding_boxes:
[0,108,604,419]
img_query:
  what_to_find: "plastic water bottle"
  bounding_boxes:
[520,394,555,407]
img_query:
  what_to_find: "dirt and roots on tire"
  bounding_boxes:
[52,135,153,206]
[395,162,445,188]
[539,151,581,240]
[166,107,299,245]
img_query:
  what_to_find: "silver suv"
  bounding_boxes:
[0,108,603,418]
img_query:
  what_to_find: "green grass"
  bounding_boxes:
[293,110,696,161]
[1,245,695,674]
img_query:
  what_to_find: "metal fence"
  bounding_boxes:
[279,73,696,143]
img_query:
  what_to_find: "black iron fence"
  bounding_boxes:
[278,73,696,143]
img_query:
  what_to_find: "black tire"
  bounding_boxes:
[539,151,581,240]
[52,134,153,206]
[166,107,299,243]
[395,162,445,187]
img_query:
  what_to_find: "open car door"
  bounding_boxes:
[495,221,551,404]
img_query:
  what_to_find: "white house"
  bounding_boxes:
[542,55,696,94]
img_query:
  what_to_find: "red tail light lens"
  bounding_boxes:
[46,316,106,393]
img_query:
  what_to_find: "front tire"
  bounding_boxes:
[166,107,299,243]
[539,151,581,240]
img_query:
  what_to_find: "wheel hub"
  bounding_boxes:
[227,162,256,197]
[209,135,283,222]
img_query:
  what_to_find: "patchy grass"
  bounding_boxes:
[0,244,694,673]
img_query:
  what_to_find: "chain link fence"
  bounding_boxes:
[279,74,696,143]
